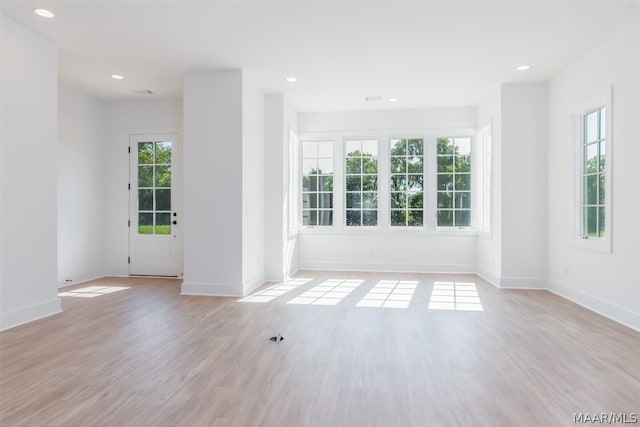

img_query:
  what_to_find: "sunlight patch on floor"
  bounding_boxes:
[58,286,130,298]
[356,280,418,309]
[239,278,312,303]
[287,279,364,306]
[427,282,483,311]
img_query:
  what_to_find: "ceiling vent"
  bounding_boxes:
[365,96,381,102]
[134,89,154,95]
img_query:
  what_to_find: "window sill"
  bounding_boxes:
[299,227,478,237]
[570,237,612,253]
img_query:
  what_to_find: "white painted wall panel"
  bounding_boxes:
[104,98,182,275]
[1,16,60,330]
[547,10,640,329]
[58,84,107,286]
[182,70,243,295]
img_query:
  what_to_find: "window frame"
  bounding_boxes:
[571,87,612,253]
[344,137,380,228]
[298,129,477,235]
[435,136,473,230]
[300,138,335,228]
[389,137,426,229]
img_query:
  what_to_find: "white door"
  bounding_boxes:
[129,134,182,276]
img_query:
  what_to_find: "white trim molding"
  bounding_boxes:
[298,261,475,274]
[0,298,62,332]
[57,269,109,288]
[243,275,266,296]
[548,281,639,332]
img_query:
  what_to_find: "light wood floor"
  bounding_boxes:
[1,272,639,427]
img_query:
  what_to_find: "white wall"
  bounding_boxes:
[241,72,266,293]
[500,83,548,288]
[299,107,477,133]
[264,94,286,281]
[299,233,476,273]
[475,87,502,284]
[0,16,61,330]
[58,83,107,286]
[297,107,478,273]
[182,70,243,296]
[547,10,640,330]
[104,98,183,275]
[284,100,300,277]
[265,94,299,281]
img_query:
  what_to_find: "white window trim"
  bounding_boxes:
[388,136,426,229]
[344,137,380,228]
[475,123,492,237]
[299,137,335,228]
[298,128,477,235]
[434,136,474,230]
[570,86,612,253]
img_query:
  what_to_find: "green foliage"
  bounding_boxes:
[390,139,423,156]
[155,142,171,164]
[138,225,154,234]
[138,142,154,164]
[456,156,471,172]
[155,166,171,187]
[346,152,378,175]
[138,166,153,187]
[437,138,457,155]
[138,225,171,235]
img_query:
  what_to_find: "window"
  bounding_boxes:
[345,139,378,226]
[581,107,606,239]
[573,86,611,252]
[390,138,424,227]
[298,130,478,233]
[436,137,471,228]
[137,141,172,234]
[302,140,333,226]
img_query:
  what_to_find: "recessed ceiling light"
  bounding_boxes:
[34,8,55,18]
[388,98,398,102]
[286,77,297,82]
[111,74,124,80]
[516,65,531,71]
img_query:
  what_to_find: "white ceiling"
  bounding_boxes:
[1,1,638,112]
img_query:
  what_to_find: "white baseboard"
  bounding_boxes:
[180,281,242,297]
[475,268,500,288]
[298,260,475,274]
[103,267,130,277]
[548,281,640,332]
[0,298,62,331]
[243,274,266,296]
[265,269,285,283]
[57,269,108,288]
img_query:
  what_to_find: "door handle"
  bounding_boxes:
[172,220,177,225]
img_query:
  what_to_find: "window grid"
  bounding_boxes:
[389,138,424,227]
[345,139,378,227]
[581,107,606,239]
[436,137,471,228]
[137,141,172,235]
[302,140,333,226]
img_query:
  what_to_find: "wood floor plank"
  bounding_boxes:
[1,273,639,427]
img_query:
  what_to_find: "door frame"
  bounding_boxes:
[127,129,183,277]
